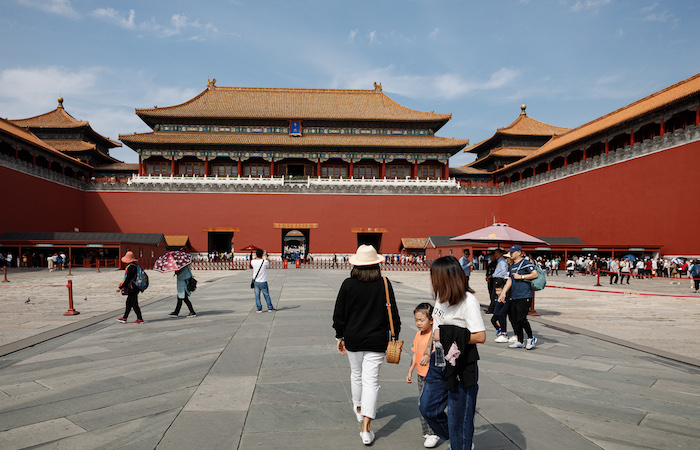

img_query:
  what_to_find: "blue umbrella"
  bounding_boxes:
[622,254,637,261]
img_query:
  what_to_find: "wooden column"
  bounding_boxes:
[349,160,354,178]
[32,154,36,166]
[270,158,275,177]
[605,139,609,154]
[519,172,523,181]
[171,156,175,175]
[547,161,551,172]
[138,155,142,175]
[582,146,587,161]
[237,157,242,176]
[660,118,665,137]
[564,155,568,167]
[381,159,386,178]
[630,130,635,147]
[414,160,418,179]
[205,155,209,176]
[443,160,449,179]
[62,165,65,175]
[696,105,700,127]
[317,158,321,177]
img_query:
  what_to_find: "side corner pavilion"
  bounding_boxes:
[119,79,469,180]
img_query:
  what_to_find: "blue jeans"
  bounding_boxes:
[254,281,273,310]
[419,354,478,450]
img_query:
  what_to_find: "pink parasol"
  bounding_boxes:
[450,223,547,246]
[153,251,194,273]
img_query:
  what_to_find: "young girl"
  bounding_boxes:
[406,303,439,448]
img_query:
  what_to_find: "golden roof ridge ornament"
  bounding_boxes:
[373,82,382,92]
[57,96,64,109]
[207,78,217,89]
[520,104,527,116]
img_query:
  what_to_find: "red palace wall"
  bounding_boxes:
[0,166,85,233]
[3,140,699,256]
[83,191,499,254]
[498,140,700,256]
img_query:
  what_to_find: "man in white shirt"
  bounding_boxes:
[251,250,275,312]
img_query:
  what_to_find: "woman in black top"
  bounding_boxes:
[116,251,143,323]
[333,245,400,446]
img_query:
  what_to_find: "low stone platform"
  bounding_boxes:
[0,269,698,449]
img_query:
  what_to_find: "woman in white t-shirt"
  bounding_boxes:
[419,256,486,450]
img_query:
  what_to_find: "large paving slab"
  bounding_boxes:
[0,268,698,449]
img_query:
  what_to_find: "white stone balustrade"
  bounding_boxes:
[306,176,460,188]
[127,174,285,186]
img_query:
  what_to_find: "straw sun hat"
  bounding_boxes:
[121,251,138,264]
[349,244,384,266]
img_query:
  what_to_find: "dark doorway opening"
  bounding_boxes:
[288,164,305,177]
[281,228,310,259]
[357,233,382,253]
[208,232,233,254]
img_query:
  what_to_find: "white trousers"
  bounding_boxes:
[346,350,384,419]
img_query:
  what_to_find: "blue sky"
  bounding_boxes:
[1,0,698,165]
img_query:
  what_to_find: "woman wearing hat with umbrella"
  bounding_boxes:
[333,244,401,445]
[116,251,144,324]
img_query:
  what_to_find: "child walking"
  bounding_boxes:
[406,303,440,448]
[490,278,510,343]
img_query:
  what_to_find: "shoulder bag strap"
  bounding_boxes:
[252,261,264,281]
[383,277,396,340]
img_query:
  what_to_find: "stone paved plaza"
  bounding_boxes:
[0,267,699,449]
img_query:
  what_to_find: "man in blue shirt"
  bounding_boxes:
[497,245,538,350]
[459,249,473,288]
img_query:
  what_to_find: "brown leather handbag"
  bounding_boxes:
[383,277,403,364]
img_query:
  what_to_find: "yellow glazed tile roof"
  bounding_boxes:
[401,238,428,249]
[0,118,93,169]
[42,140,96,152]
[136,84,453,123]
[10,99,121,148]
[505,71,700,170]
[497,107,571,136]
[464,105,569,154]
[119,131,468,149]
[451,166,490,175]
[164,235,190,247]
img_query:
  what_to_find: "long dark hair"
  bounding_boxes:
[430,256,474,306]
[351,264,382,282]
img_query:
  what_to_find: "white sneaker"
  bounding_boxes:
[526,337,537,350]
[360,430,375,445]
[509,341,524,348]
[494,334,509,343]
[424,434,440,448]
[508,335,518,343]
[354,407,362,423]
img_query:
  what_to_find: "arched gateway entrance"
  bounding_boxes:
[274,223,317,260]
[282,229,308,260]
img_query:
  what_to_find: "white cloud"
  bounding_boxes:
[570,0,611,12]
[429,28,440,39]
[348,29,358,43]
[368,30,377,44]
[18,0,78,18]
[90,8,219,40]
[91,8,135,29]
[330,65,521,101]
